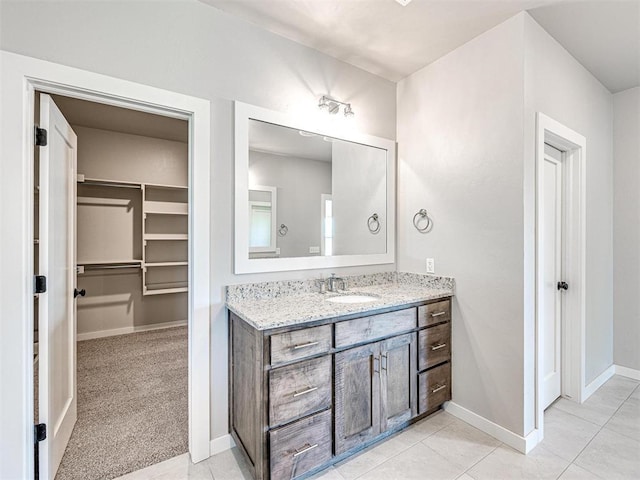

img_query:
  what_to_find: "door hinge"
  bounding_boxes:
[34,275,47,294]
[35,127,48,147]
[34,423,46,442]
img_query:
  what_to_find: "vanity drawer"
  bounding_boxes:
[269,356,332,427]
[269,410,332,480]
[418,322,451,371]
[271,325,332,366]
[335,308,417,348]
[418,362,451,414]
[418,299,451,327]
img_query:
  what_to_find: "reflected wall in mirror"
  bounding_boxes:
[235,102,396,273]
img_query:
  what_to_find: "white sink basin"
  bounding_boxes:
[327,294,377,304]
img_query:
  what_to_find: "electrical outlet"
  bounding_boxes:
[426,258,435,274]
[309,246,320,254]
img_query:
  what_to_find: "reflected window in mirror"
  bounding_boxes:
[248,186,277,257]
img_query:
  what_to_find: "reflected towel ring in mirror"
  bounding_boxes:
[278,224,288,236]
[367,213,381,234]
[413,209,432,233]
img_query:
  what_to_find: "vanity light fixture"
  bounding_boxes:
[318,95,355,118]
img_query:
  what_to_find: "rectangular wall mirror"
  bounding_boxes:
[234,101,396,273]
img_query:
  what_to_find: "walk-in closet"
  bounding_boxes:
[34,94,190,480]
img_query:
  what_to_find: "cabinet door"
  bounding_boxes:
[380,333,417,432]
[335,342,381,455]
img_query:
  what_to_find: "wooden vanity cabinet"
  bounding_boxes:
[417,299,452,414]
[334,332,417,455]
[229,297,451,480]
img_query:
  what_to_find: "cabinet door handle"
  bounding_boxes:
[381,353,388,371]
[373,356,380,374]
[430,311,446,317]
[431,384,447,393]
[431,343,447,351]
[293,386,318,398]
[293,341,319,350]
[293,443,318,458]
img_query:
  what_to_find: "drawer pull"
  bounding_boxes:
[293,443,318,458]
[292,386,318,398]
[430,311,446,317]
[431,384,447,394]
[431,343,447,351]
[293,341,319,350]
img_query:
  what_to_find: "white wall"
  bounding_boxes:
[0,0,396,446]
[397,12,615,440]
[249,151,331,258]
[523,15,614,408]
[397,15,527,436]
[612,87,640,371]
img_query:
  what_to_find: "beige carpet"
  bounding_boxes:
[56,327,188,480]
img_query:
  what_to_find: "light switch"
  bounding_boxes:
[426,258,435,274]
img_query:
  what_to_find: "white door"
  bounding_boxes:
[542,144,564,409]
[38,94,78,480]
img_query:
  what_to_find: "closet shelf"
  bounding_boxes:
[78,260,142,266]
[144,287,188,296]
[144,201,188,215]
[78,177,141,189]
[144,233,188,241]
[145,262,188,267]
[144,281,188,296]
[145,210,188,216]
[144,183,188,190]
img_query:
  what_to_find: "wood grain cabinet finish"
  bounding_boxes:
[230,297,451,480]
[269,410,332,480]
[418,299,451,327]
[380,333,418,432]
[270,325,332,366]
[418,362,451,414]
[418,322,451,371]
[335,308,416,348]
[335,332,417,455]
[269,356,332,427]
[334,342,381,454]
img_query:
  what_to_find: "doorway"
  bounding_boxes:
[34,93,192,479]
[0,51,211,480]
[535,112,587,444]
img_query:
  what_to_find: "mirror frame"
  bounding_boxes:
[234,101,396,274]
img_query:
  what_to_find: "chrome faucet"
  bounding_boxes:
[328,273,347,292]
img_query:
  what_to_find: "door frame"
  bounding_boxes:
[534,112,586,442]
[0,51,211,479]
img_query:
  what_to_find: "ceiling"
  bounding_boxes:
[249,119,332,162]
[202,0,639,93]
[51,95,188,143]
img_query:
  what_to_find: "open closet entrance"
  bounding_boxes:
[34,93,191,480]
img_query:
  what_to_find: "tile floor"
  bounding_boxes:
[115,375,640,480]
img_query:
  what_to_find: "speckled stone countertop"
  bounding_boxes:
[226,272,454,331]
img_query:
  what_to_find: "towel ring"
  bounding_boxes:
[367,213,381,234]
[278,224,288,236]
[413,209,432,233]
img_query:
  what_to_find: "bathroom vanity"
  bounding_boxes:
[227,273,454,480]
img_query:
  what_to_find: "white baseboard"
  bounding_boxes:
[615,364,640,381]
[210,434,236,456]
[76,320,187,341]
[444,401,537,453]
[583,365,615,401]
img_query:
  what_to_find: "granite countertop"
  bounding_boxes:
[226,272,454,331]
